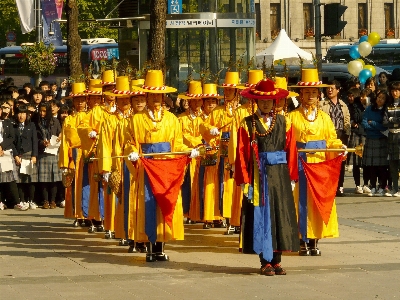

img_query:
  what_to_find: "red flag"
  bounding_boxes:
[300,155,342,225]
[141,156,190,228]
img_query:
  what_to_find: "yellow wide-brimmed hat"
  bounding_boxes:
[104,76,134,97]
[134,70,177,94]
[69,82,88,97]
[244,70,264,88]
[218,71,246,89]
[102,70,116,86]
[274,77,299,97]
[86,79,103,95]
[179,81,203,100]
[288,68,330,88]
[130,79,146,96]
[202,83,223,99]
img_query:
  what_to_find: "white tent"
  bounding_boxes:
[256,29,313,66]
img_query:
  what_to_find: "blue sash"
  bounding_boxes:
[181,165,191,214]
[254,151,287,262]
[296,140,326,242]
[81,161,90,218]
[198,165,205,220]
[218,131,230,215]
[142,142,171,244]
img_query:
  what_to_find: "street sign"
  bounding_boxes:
[6,31,16,42]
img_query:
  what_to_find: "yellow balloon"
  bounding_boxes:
[356,58,365,67]
[368,32,381,47]
[364,64,376,77]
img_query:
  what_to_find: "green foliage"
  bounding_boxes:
[0,0,118,47]
[21,42,57,77]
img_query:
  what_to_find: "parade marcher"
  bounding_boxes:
[199,83,224,228]
[235,78,300,276]
[288,69,345,256]
[201,71,245,234]
[362,90,389,196]
[13,105,38,208]
[320,80,351,197]
[98,76,136,243]
[274,77,299,116]
[77,79,107,232]
[0,101,20,209]
[124,70,199,261]
[178,81,204,223]
[59,82,89,225]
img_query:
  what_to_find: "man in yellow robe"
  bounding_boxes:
[200,71,245,233]
[125,70,200,262]
[59,83,88,225]
[178,81,204,224]
[287,69,346,256]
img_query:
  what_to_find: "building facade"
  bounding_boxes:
[255,0,400,55]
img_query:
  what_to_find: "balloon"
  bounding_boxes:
[349,45,360,59]
[359,35,368,43]
[364,64,376,77]
[368,32,381,46]
[348,60,364,77]
[356,58,365,67]
[359,69,372,84]
[358,41,372,57]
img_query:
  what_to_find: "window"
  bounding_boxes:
[255,3,261,40]
[270,4,281,39]
[384,3,395,38]
[358,3,368,36]
[303,3,313,37]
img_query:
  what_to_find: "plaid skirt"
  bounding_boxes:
[348,133,365,166]
[37,153,62,182]
[16,152,38,183]
[387,132,400,160]
[0,150,18,183]
[362,137,388,166]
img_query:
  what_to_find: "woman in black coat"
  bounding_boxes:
[13,104,38,205]
[0,100,20,208]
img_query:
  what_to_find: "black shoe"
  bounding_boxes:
[146,253,156,262]
[155,253,170,261]
[136,243,147,253]
[336,189,345,197]
[203,223,211,229]
[310,248,322,256]
[260,264,275,276]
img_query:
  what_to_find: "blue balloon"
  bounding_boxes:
[359,69,372,84]
[359,35,368,43]
[349,45,360,59]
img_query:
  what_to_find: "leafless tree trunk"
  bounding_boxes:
[66,0,83,77]
[149,0,166,73]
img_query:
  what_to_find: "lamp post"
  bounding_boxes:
[35,0,42,85]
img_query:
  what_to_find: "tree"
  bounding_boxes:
[149,0,166,72]
[66,0,83,77]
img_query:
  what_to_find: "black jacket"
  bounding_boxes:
[36,117,62,154]
[0,119,17,156]
[349,99,366,136]
[14,121,38,157]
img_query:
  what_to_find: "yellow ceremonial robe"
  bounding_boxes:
[288,108,342,239]
[200,105,242,224]
[123,110,188,242]
[178,111,203,221]
[59,112,87,219]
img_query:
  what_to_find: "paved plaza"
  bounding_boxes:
[1,175,400,300]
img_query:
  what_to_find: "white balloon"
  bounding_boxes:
[347,60,364,77]
[358,41,372,57]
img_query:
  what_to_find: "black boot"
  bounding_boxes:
[308,239,321,256]
[299,239,310,256]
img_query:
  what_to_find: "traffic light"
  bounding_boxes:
[323,3,347,36]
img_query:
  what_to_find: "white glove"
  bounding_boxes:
[88,130,97,139]
[61,168,69,174]
[341,145,348,156]
[189,148,200,158]
[291,180,296,191]
[103,172,111,183]
[231,164,235,173]
[210,127,220,136]
[127,152,140,162]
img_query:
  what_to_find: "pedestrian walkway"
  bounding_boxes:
[1,177,400,299]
